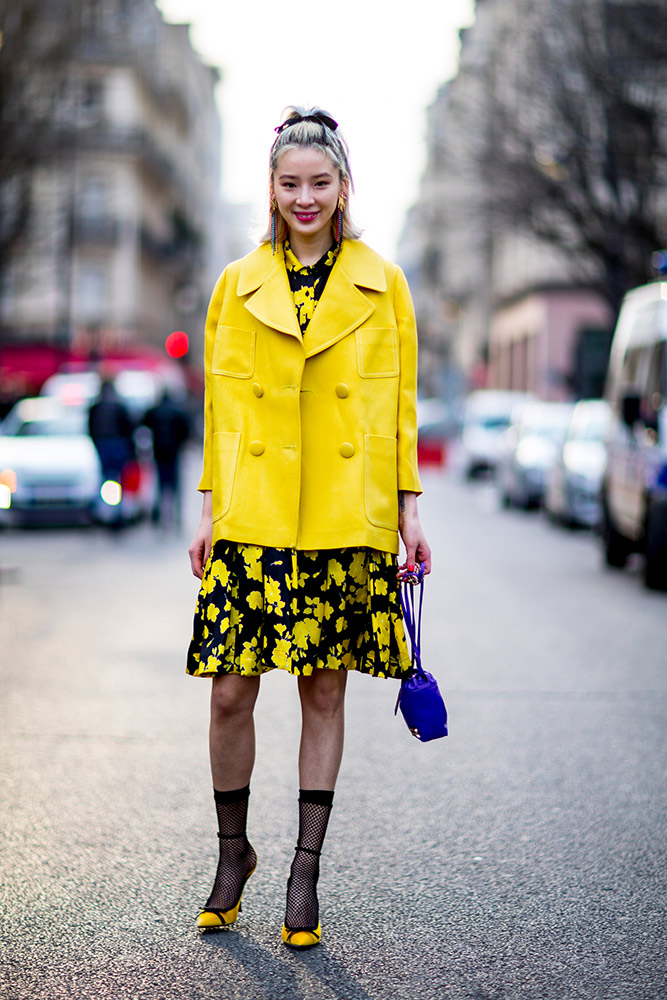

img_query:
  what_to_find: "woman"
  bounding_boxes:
[187,106,431,949]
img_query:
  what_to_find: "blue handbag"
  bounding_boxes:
[395,566,448,742]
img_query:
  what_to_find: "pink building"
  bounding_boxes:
[488,289,614,401]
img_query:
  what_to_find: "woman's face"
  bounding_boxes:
[271,147,346,245]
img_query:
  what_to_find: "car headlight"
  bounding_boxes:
[100,480,122,506]
[0,468,17,492]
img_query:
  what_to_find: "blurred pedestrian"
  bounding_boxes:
[187,106,431,948]
[143,388,190,528]
[88,378,135,483]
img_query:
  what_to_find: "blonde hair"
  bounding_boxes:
[261,105,362,245]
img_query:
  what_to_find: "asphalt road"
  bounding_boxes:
[1,456,666,1000]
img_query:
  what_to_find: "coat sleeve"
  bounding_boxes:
[394,265,423,495]
[197,268,227,492]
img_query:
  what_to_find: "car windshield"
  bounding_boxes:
[571,415,609,442]
[475,415,512,430]
[522,408,572,440]
[4,411,87,437]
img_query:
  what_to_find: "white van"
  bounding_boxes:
[601,279,667,589]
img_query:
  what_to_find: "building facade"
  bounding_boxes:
[401,0,666,402]
[0,0,222,384]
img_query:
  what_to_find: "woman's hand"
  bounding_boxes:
[397,491,432,578]
[188,491,213,579]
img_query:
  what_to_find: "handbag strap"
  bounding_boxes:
[395,565,426,716]
[399,565,425,676]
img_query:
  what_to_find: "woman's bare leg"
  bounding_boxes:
[209,674,261,790]
[297,669,347,789]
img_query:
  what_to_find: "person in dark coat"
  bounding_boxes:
[88,379,135,482]
[143,388,190,526]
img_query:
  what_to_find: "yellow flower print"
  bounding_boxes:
[272,638,291,669]
[240,634,257,654]
[325,653,340,670]
[293,286,315,326]
[248,590,263,610]
[242,546,263,581]
[335,616,346,633]
[241,636,258,660]
[374,578,389,596]
[349,550,366,583]
[374,611,391,647]
[204,655,221,672]
[266,577,285,616]
[206,604,220,622]
[329,559,346,586]
[313,600,334,622]
[294,618,320,649]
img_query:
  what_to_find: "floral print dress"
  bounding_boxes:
[186,242,411,679]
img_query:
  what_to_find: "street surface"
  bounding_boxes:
[1,454,666,1000]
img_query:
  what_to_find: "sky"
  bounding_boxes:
[156,0,475,259]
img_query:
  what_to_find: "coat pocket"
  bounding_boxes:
[211,431,240,521]
[212,326,256,378]
[364,434,398,530]
[356,327,399,378]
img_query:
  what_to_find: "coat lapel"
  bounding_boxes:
[235,239,388,352]
[303,240,388,358]
[238,245,302,340]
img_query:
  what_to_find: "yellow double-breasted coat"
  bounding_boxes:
[198,238,422,555]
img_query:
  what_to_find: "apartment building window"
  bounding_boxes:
[79,177,109,219]
[77,264,108,322]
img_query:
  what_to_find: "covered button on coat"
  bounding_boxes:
[198,239,422,554]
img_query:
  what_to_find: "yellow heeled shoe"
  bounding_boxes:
[281,922,322,949]
[196,862,257,933]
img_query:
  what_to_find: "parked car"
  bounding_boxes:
[0,397,101,525]
[0,396,156,527]
[460,390,533,478]
[600,279,667,590]
[544,399,612,528]
[417,397,456,467]
[498,401,575,509]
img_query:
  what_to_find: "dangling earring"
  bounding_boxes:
[270,200,278,255]
[336,196,345,249]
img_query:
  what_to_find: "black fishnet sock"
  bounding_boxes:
[204,785,256,913]
[284,789,335,931]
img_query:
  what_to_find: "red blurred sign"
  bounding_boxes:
[165,331,189,358]
[122,460,142,493]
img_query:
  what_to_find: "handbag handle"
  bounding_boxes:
[399,563,426,677]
